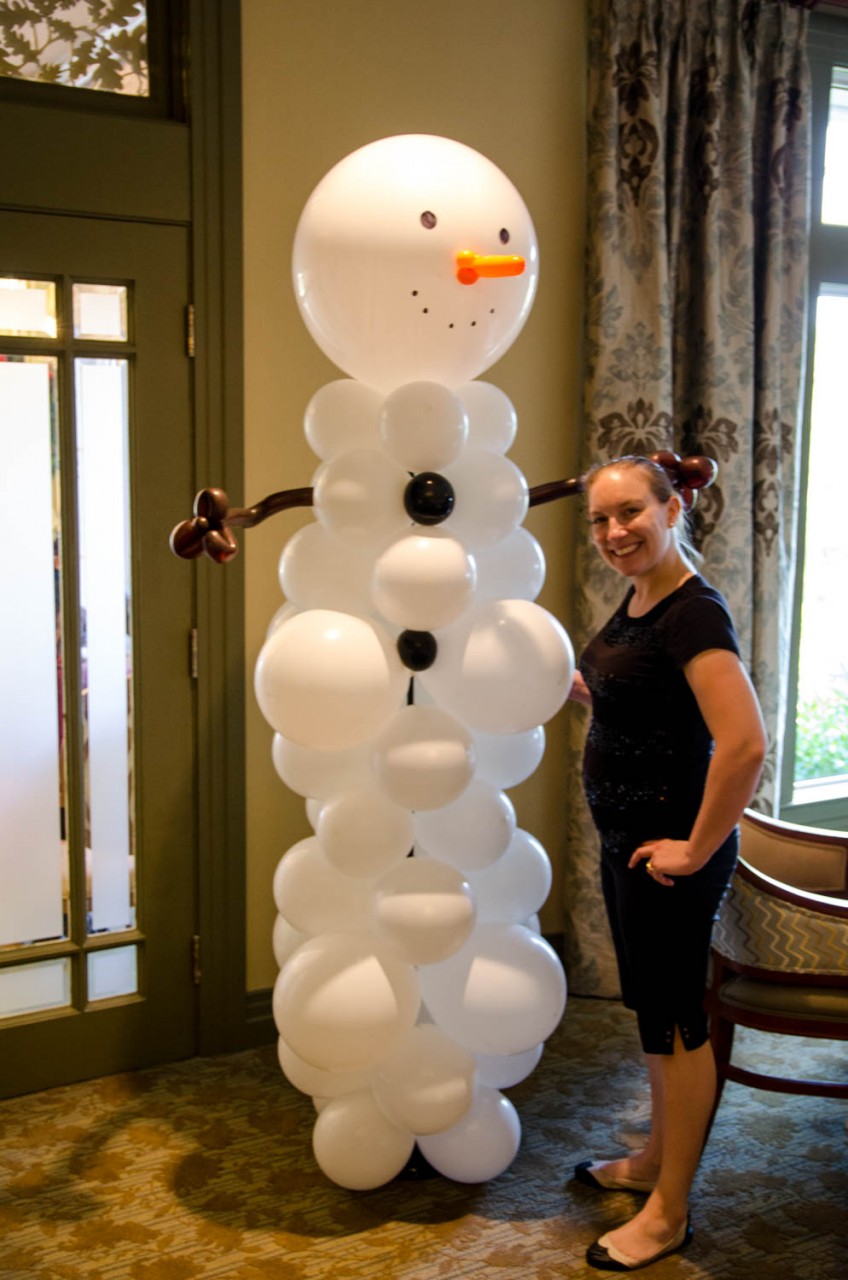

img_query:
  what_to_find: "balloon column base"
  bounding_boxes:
[394,1145,442,1181]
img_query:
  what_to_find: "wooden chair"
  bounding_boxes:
[736,807,848,897]
[706,809,848,1116]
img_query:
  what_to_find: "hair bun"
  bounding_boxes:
[648,451,717,510]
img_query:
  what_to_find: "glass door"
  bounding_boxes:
[0,211,197,1096]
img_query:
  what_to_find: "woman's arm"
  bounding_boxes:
[628,648,767,884]
[569,669,592,707]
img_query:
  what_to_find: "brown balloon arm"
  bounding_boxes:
[215,477,582,525]
[169,477,588,562]
[227,487,315,526]
[170,454,716,563]
[528,476,586,506]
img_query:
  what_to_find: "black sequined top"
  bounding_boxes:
[578,575,740,852]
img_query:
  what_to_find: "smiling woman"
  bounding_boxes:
[569,451,767,1270]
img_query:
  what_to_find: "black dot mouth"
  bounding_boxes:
[410,290,496,328]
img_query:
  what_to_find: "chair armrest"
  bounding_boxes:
[713,857,848,975]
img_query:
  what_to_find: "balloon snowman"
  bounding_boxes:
[167,125,721,1186]
[168,137,721,1191]
[250,134,574,1190]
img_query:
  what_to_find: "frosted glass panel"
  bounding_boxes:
[0,1,150,97]
[75,359,135,935]
[88,946,137,1001]
[0,358,66,948]
[0,958,70,1020]
[0,278,57,337]
[73,284,128,341]
[822,69,848,228]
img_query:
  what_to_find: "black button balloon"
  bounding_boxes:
[404,472,455,525]
[397,630,438,671]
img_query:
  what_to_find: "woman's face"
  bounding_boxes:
[587,466,680,579]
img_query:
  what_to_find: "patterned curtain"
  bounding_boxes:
[563,0,811,996]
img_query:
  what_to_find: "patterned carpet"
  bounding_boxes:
[1,995,846,1280]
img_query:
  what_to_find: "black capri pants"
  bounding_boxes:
[599,829,739,1055]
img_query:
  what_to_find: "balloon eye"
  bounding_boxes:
[420,211,437,229]
[499,228,510,244]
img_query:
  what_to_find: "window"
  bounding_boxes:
[0,0,181,119]
[783,15,848,828]
[0,275,137,1017]
[0,0,149,96]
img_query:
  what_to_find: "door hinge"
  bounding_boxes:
[190,627,199,680]
[185,303,196,358]
[191,934,202,985]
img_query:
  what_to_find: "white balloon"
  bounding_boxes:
[373,856,476,965]
[272,914,310,968]
[277,1036,373,1099]
[473,527,545,601]
[278,521,373,614]
[455,381,517,454]
[316,786,413,878]
[272,838,375,934]
[312,1089,415,1190]
[304,378,384,460]
[292,134,539,391]
[272,733,374,800]
[266,602,299,639]
[372,1024,476,1135]
[273,933,420,1071]
[379,381,467,471]
[442,451,528,549]
[413,779,515,872]
[312,448,409,547]
[474,1043,544,1089]
[418,923,566,1056]
[472,725,545,789]
[417,1086,521,1183]
[372,704,475,811]
[372,530,476,631]
[255,610,407,751]
[465,828,552,924]
[305,797,323,830]
[418,599,574,734]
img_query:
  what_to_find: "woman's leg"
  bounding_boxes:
[591,1054,664,1183]
[598,1032,716,1261]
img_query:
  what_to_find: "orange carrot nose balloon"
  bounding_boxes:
[456,251,526,285]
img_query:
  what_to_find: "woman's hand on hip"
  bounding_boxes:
[628,838,703,886]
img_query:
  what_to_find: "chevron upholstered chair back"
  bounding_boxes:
[706,811,848,1124]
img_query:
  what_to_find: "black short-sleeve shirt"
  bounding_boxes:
[578,574,740,849]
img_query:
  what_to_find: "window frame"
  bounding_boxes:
[781,10,848,830]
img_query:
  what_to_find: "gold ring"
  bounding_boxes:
[646,860,654,872]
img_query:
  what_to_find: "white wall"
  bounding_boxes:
[241,0,587,989]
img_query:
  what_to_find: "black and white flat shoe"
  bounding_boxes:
[586,1217,693,1271]
[574,1160,656,1194]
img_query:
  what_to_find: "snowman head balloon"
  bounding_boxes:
[292,133,539,392]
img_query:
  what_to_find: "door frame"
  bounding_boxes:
[184,0,247,1055]
[0,0,248,1067]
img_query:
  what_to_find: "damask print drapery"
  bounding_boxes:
[563,0,811,996]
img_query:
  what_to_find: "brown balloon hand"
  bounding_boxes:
[169,485,314,563]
